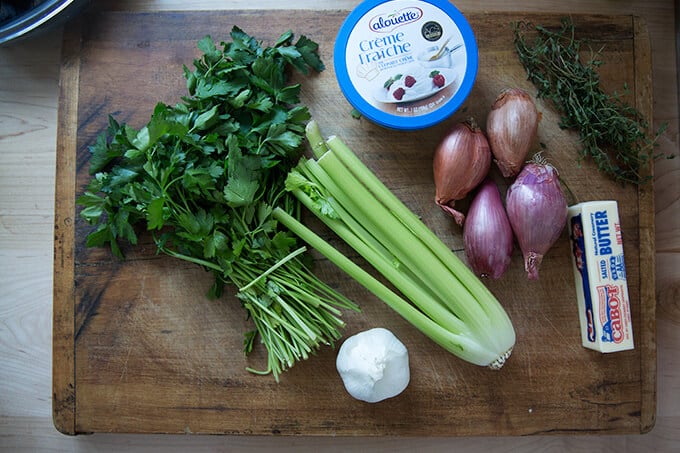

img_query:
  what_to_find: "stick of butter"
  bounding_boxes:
[567,201,634,353]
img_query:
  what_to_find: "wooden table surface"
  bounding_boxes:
[1,0,678,450]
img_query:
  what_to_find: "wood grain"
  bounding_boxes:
[52,10,657,436]
[632,16,657,434]
[52,18,82,436]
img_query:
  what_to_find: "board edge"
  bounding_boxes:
[52,17,83,437]
[632,14,658,435]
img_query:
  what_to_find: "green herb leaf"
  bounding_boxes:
[295,35,325,73]
[77,27,358,381]
[146,197,166,230]
[193,104,219,130]
[223,147,261,207]
[77,191,106,223]
[513,17,673,185]
[197,35,220,59]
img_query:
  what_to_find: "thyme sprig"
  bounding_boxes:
[513,17,671,185]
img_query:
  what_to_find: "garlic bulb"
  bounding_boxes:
[335,328,410,403]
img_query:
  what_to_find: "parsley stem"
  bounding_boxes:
[159,246,223,272]
[238,246,307,293]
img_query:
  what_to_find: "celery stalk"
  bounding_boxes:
[286,186,469,336]
[298,159,399,265]
[273,207,504,366]
[313,151,491,328]
[325,135,515,355]
[279,121,516,369]
[298,157,477,333]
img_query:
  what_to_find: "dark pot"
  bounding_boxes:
[0,0,90,46]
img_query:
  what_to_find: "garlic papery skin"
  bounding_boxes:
[336,328,410,403]
[486,88,539,178]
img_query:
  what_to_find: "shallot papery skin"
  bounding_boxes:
[506,161,567,280]
[433,121,492,225]
[463,177,514,279]
[486,88,539,178]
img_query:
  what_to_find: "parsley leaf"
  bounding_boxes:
[223,147,261,207]
[294,35,326,73]
[77,27,358,381]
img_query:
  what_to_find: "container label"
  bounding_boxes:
[369,6,423,32]
[570,214,597,343]
[344,0,469,118]
[597,284,627,344]
[567,201,634,353]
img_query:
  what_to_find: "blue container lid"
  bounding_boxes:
[334,0,478,130]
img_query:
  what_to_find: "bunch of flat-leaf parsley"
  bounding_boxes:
[77,27,359,381]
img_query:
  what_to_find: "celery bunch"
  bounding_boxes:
[274,121,516,369]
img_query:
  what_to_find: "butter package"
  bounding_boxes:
[567,201,634,353]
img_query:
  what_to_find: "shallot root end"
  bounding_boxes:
[524,252,543,280]
[436,200,466,226]
[495,158,518,178]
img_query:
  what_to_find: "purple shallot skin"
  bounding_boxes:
[463,177,514,279]
[433,120,492,226]
[506,159,568,280]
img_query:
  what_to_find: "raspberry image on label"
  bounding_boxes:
[432,73,446,88]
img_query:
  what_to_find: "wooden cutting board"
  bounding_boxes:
[53,10,656,436]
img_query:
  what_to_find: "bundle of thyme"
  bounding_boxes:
[512,17,671,185]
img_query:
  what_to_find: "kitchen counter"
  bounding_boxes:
[1,0,678,450]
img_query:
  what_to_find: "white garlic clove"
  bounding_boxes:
[336,327,410,403]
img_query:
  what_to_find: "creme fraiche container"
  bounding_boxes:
[334,0,478,130]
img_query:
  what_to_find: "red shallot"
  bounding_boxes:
[433,119,492,225]
[486,88,539,178]
[506,155,568,280]
[463,177,514,279]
